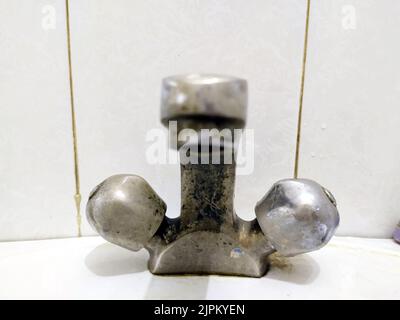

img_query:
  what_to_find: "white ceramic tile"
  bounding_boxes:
[0,0,77,240]
[69,0,305,234]
[299,0,400,237]
[3,0,397,241]
[0,236,398,299]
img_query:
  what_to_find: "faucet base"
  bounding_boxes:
[145,216,273,278]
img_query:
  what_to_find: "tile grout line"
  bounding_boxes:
[294,0,311,179]
[65,0,81,237]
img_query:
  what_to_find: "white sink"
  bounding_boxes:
[0,236,398,299]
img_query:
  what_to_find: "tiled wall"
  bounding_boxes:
[300,0,400,237]
[0,0,76,239]
[0,0,399,241]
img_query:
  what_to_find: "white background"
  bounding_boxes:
[1,0,399,241]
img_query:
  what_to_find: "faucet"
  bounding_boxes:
[86,74,339,277]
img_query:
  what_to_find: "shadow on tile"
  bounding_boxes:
[85,243,148,276]
[266,254,320,285]
[144,275,210,300]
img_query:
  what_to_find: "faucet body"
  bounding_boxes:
[146,149,273,277]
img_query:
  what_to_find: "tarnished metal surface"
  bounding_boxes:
[161,74,247,127]
[146,156,274,277]
[86,74,340,277]
[87,174,166,251]
[255,179,339,257]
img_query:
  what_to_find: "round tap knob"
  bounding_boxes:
[86,174,166,251]
[255,179,339,256]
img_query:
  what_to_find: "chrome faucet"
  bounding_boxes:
[86,74,339,277]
